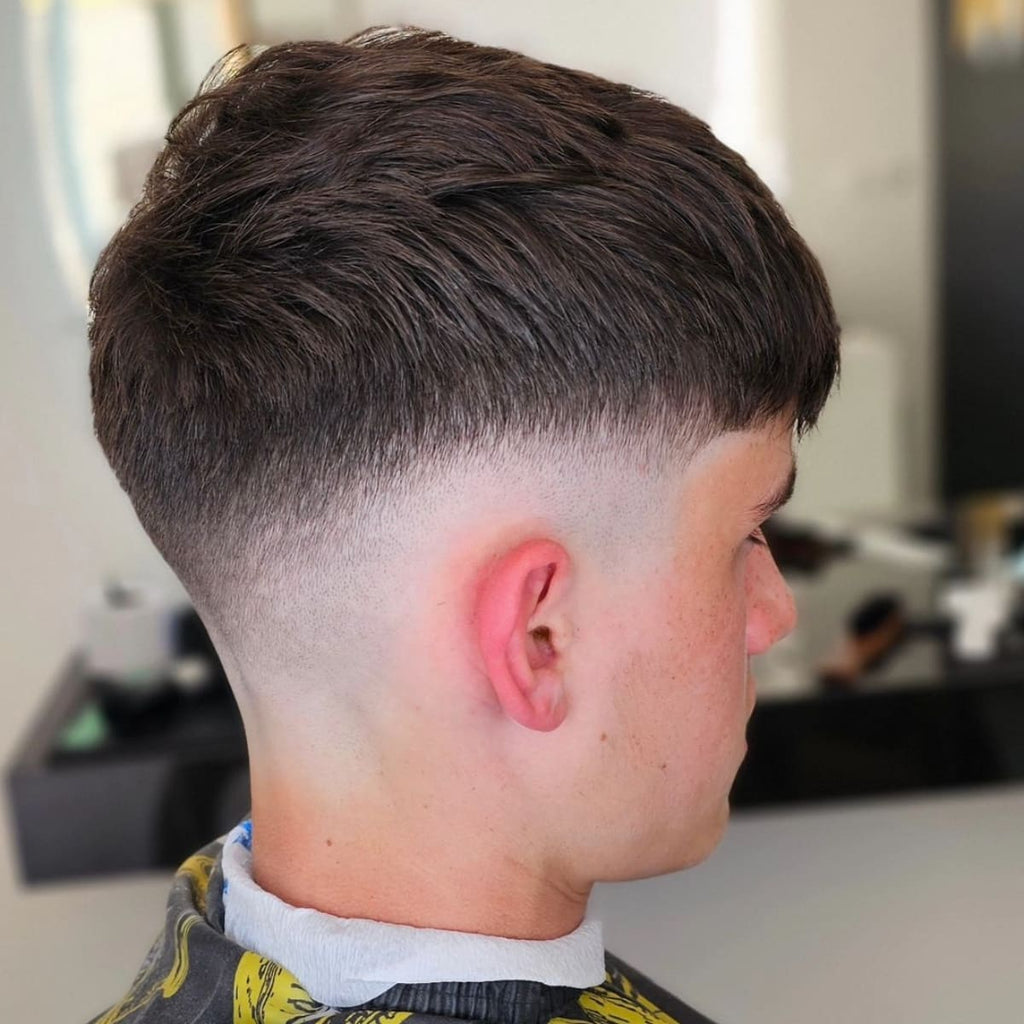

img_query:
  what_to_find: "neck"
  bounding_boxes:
[248,770,591,940]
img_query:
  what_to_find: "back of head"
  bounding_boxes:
[89,26,840,903]
[90,27,837,624]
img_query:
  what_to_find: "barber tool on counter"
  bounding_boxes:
[81,579,225,737]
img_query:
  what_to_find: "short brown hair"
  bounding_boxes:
[89,28,838,602]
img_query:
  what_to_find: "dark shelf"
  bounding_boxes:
[6,658,249,883]
[735,674,1024,808]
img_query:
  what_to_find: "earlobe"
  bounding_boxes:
[475,540,570,732]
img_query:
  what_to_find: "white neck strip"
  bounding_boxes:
[220,822,606,1008]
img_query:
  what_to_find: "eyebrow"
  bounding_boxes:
[751,462,797,521]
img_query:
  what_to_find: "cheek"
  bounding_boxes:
[592,553,751,759]
[633,573,750,745]
[660,574,753,777]
[666,560,749,684]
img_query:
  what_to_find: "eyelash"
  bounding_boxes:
[747,527,769,547]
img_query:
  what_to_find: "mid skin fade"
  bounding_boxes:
[209,416,798,940]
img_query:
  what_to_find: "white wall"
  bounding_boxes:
[355,0,719,117]
[0,6,169,756]
[776,0,937,512]
[0,0,178,964]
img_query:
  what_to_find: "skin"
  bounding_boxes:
[241,415,798,940]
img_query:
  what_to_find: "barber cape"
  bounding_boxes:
[88,832,716,1024]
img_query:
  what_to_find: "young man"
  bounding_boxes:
[88,27,838,1024]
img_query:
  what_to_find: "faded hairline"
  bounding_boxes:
[191,417,798,707]
[184,415,719,638]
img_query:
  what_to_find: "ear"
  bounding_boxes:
[475,539,571,732]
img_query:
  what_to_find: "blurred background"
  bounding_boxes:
[2,1,1023,1021]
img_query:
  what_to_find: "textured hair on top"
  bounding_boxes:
[89,27,839,604]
